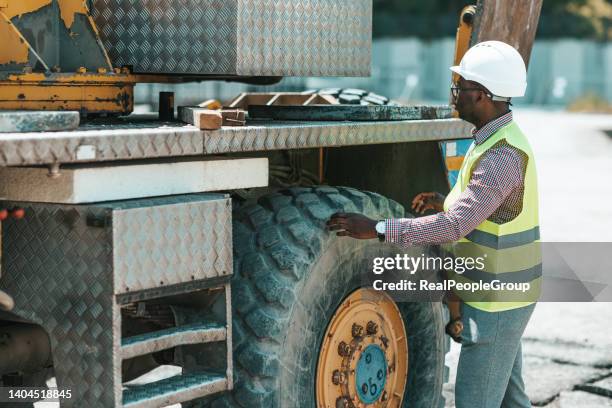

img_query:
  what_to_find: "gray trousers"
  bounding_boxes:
[455,302,536,408]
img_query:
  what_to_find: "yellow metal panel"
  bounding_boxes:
[0,73,135,114]
[58,0,88,30]
[445,156,465,171]
[0,0,52,18]
[7,72,139,83]
[0,19,29,64]
[0,0,52,65]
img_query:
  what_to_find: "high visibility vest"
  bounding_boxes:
[443,121,541,312]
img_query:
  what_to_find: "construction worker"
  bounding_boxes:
[327,41,540,408]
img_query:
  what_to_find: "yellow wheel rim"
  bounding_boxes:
[316,289,409,408]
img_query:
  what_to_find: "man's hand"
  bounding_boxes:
[411,192,445,214]
[326,213,378,239]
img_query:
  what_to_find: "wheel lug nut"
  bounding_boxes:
[380,335,389,348]
[332,370,346,385]
[366,321,378,335]
[338,341,351,357]
[351,323,364,338]
[336,396,351,408]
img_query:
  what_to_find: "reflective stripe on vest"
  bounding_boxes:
[465,226,540,250]
[442,121,540,312]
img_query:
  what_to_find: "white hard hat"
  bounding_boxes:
[450,41,527,99]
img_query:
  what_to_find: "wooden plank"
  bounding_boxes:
[178,107,223,130]
[472,0,543,67]
[179,107,246,128]
[220,109,246,126]
[247,105,453,122]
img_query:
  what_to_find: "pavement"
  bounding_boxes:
[444,108,612,407]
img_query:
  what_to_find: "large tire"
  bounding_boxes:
[212,186,448,407]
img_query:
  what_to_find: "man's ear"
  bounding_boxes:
[474,89,489,107]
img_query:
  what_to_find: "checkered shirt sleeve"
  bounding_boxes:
[384,145,525,247]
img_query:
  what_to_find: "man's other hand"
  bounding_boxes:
[411,192,445,214]
[326,212,378,239]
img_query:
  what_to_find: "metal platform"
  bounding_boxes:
[0,116,473,167]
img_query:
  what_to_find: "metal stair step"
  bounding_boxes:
[121,322,226,360]
[123,371,228,408]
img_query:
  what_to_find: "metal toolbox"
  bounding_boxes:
[92,0,372,77]
[0,194,233,407]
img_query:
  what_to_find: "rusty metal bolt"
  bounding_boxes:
[381,391,388,401]
[366,321,378,335]
[361,383,369,394]
[351,323,364,338]
[380,335,389,349]
[332,370,347,385]
[338,341,351,357]
[336,396,351,408]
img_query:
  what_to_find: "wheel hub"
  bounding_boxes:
[355,344,387,403]
[316,289,408,407]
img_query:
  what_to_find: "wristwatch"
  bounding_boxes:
[375,221,386,242]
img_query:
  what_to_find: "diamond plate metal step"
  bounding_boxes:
[121,322,226,360]
[123,371,228,408]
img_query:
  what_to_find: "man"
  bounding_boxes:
[327,41,539,408]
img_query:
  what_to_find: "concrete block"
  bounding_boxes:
[0,111,79,133]
[0,157,268,204]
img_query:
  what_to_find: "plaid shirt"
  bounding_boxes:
[385,111,527,246]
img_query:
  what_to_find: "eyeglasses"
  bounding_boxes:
[450,85,485,99]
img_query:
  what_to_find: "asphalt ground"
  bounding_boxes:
[444,108,612,407]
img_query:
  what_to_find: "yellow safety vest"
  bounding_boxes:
[443,121,541,312]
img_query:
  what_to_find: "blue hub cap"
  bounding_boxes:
[355,344,387,403]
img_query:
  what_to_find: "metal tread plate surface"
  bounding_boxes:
[123,371,228,408]
[121,322,226,360]
[0,194,233,406]
[111,194,233,295]
[92,0,371,76]
[0,117,472,166]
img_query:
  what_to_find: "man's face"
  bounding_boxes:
[451,77,484,124]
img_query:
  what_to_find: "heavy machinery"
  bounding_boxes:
[0,0,542,407]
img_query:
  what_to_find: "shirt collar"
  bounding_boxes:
[472,111,513,145]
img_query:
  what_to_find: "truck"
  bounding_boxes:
[0,1,543,407]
